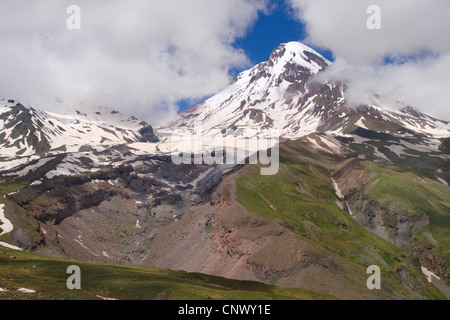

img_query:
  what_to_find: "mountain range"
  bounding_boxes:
[0,41,449,300]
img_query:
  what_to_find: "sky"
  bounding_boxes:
[233,2,333,67]
[0,0,449,125]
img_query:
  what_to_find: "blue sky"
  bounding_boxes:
[177,2,333,112]
[235,3,333,66]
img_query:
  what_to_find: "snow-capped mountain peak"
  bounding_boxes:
[166,41,449,144]
[168,41,332,138]
[0,99,157,158]
[268,41,331,74]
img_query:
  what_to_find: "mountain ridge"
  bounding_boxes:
[0,99,158,159]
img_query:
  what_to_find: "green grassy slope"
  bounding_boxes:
[0,246,336,300]
[358,162,450,257]
[234,139,447,299]
[342,161,450,284]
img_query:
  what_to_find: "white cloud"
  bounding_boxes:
[315,56,450,120]
[288,0,450,120]
[0,0,268,126]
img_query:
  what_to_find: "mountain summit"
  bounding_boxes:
[170,41,449,142]
[171,41,331,137]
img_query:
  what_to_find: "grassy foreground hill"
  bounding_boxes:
[0,246,336,300]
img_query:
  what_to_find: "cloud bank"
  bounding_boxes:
[1,0,449,124]
[0,0,268,126]
[289,0,450,120]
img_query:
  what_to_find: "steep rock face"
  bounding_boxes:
[24,184,118,225]
[409,237,449,286]
[1,202,44,251]
[439,138,450,154]
[1,149,240,264]
[8,166,134,224]
[346,191,429,247]
[138,125,159,143]
[0,103,52,155]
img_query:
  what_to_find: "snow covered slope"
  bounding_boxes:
[168,42,331,138]
[1,41,449,176]
[0,99,157,158]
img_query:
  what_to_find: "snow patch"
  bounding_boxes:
[96,295,118,300]
[332,179,344,199]
[387,144,407,158]
[0,204,13,236]
[17,288,36,294]
[436,177,448,187]
[421,266,441,283]
[4,157,55,177]
[74,238,99,257]
[346,204,355,217]
[319,135,344,154]
[373,147,391,162]
[46,156,96,179]
[0,241,23,251]
[0,157,30,171]
[307,137,333,154]
[355,117,369,130]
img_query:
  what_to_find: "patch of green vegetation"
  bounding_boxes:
[0,183,27,204]
[234,141,447,299]
[0,247,336,300]
[0,184,43,246]
[361,162,450,260]
[380,253,395,268]
[0,202,44,247]
[236,162,404,263]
